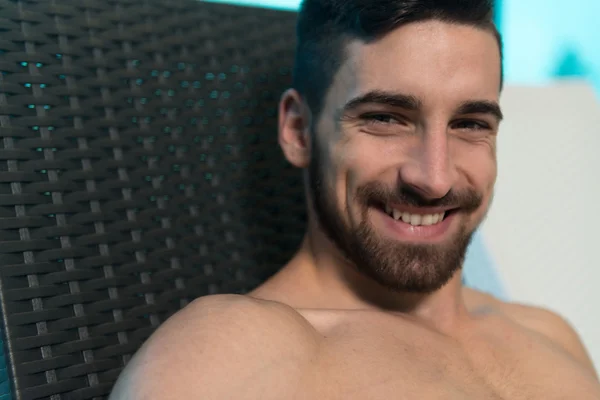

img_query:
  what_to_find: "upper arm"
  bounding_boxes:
[509,304,598,378]
[109,295,320,400]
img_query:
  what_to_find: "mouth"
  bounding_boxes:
[378,203,457,226]
[382,205,452,226]
[369,201,459,241]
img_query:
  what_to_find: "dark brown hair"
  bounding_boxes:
[293,0,503,120]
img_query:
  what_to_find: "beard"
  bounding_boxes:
[308,144,484,294]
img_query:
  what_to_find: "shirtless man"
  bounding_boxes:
[110,0,600,398]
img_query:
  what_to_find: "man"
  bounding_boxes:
[110,0,600,398]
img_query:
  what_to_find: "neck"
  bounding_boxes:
[270,226,470,333]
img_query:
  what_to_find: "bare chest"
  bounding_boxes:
[299,311,598,400]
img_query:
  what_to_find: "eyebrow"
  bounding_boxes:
[456,100,504,122]
[340,89,503,122]
[340,90,422,115]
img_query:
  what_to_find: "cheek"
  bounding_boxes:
[330,139,382,213]
[331,150,358,214]
[315,141,354,215]
[454,141,497,192]
[339,136,396,173]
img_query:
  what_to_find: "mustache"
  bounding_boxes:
[356,182,482,212]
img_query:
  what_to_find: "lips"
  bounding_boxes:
[383,204,446,226]
[372,203,457,242]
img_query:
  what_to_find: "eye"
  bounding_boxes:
[451,119,490,131]
[362,113,405,125]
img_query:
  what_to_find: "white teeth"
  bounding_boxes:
[422,214,434,226]
[385,206,447,226]
[409,214,422,226]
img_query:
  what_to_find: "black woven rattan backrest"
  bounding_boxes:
[0,1,302,398]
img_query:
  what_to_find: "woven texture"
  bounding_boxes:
[0,0,302,398]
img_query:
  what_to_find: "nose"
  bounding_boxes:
[398,131,458,200]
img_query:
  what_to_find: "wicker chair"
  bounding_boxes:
[0,1,302,398]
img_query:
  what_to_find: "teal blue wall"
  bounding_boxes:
[501,0,599,93]
[206,0,299,9]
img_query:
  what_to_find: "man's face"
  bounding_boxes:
[307,20,502,293]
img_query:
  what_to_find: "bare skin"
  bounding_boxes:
[110,21,600,399]
[249,244,600,399]
[109,279,600,399]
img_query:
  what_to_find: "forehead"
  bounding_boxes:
[330,20,501,110]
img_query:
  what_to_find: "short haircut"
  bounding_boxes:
[293,0,503,121]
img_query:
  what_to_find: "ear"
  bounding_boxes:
[278,88,311,168]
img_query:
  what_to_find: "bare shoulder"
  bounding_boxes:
[500,300,596,372]
[109,294,320,400]
[464,288,597,377]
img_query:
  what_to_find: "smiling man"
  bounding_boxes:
[110,1,600,399]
